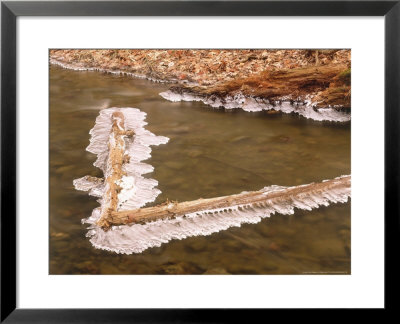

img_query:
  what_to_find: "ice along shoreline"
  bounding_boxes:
[160,89,351,122]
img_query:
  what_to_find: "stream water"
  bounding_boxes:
[49,65,351,274]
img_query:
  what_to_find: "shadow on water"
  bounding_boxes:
[49,66,351,274]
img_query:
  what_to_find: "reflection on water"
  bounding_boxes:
[49,65,351,274]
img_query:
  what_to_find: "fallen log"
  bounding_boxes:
[96,111,134,228]
[107,175,351,227]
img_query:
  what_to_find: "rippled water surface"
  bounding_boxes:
[50,65,351,274]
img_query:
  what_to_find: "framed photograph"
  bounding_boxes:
[1,0,398,321]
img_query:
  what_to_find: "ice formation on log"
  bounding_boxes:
[73,108,350,255]
[90,176,350,254]
[160,90,351,122]
[73,107,169,251]
[78,166,350,254]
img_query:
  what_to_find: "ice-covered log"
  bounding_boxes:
[73,107,350,255]
[96,111,133,227]
[109,175,351,226]
[73,107,169,229]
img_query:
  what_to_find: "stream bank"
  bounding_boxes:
[50,49,351,120]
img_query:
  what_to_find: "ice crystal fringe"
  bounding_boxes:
[159,90,351,122]
[85,176,351,255]
[74,108,169,209]
[73,108,170,252]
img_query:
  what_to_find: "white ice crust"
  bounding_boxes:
[81,174,351,255]
[73,107,170,253]
[160,90,351,122]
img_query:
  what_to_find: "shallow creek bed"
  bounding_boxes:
[49,64,351,274]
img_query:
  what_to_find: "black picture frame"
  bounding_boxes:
[1,0,398,321]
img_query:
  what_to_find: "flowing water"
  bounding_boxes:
[49,65,351,274]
